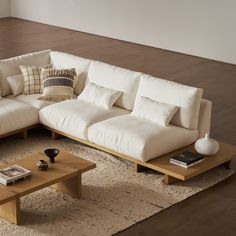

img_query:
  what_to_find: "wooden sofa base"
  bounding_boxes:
[0,125,38,139]
[42,125,236,185]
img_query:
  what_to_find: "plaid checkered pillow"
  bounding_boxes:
[20,65,51,94]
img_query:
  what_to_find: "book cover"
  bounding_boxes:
[0,165,31,184]
[170,151,203,165]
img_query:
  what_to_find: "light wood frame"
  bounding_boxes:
[0,124,38,139]
[41,125,236,184]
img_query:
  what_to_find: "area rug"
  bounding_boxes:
[0,131,234,236]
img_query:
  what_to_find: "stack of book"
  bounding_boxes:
[0,165,31,185]
[170,151,203,168]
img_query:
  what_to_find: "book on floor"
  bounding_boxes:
[170,151,203,168]
[0,165,31,185]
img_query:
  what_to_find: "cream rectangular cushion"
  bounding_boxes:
[50,51,91,95]
[0,50,51,96]
[136,74,203,130]
[0,99,39,136]
[88,115,198,162]
[39,99,129,140]
[87,61,141,110]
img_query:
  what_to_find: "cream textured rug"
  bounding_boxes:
[0,131,234,236]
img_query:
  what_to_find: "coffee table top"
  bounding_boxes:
[0,150,96,204]
[148,142,236,180]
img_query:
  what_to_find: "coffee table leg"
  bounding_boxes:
[0,198,21,225]
[163,174,178,184]
[52,174,82,199]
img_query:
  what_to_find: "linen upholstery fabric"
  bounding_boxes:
[198,99,212,138]
[131,96,178,126]
[88,115,198,162]
[7,74,24,96]
[7,94,54,110]
[136,74,203,129]
[0,50,50,96]
[0,99,39,136]
[78,82,122,109]
[40,68,76,102]
[50,51,91,95]
[39,99,129,140]
[87,61,141,110]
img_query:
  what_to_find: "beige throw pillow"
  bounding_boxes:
[7,74,24,96]
[73,72,87,96]
[20,65,51,95]
[39,68,76,102]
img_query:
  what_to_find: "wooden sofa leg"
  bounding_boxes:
[17,130,28,139]
[163,175,178,185]
[52,131,63,140]
[134,163,145,172]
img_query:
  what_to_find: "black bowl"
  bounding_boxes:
[44,148,60,163]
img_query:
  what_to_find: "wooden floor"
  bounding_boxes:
[0,17,235,235]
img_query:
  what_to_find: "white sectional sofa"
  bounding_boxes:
[0,50,212,171]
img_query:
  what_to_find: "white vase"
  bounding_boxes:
[194,133,219,156]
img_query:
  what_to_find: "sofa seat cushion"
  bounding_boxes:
[39,99,130,140]
[7,94,54,110]
[0,99,39,136]
[88,115,198,162]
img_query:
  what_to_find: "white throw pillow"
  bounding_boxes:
[78,83,122,109]
[73,71,87,96]
[136,74,203,129]
[7,74,24,96]
[131,96,178,126]
[87,61,141,110]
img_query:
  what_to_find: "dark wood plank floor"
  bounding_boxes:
[0,17,235,236]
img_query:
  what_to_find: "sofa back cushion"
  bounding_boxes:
[136,74,203,129]
[87,61,141,110]
[50,51,91,95]
[0,50,51,96]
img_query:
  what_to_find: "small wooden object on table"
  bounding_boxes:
[136,142,236,184]
[0,150,96,225]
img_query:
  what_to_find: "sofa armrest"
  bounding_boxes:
[198,99,212,138]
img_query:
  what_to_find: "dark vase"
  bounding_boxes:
[44,148,60,163]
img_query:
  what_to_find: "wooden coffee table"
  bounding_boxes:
[0,150,96,225]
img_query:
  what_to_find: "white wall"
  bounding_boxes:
[10,0,236,64]
[0,0,10,18]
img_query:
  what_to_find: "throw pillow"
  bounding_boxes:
[73,71,87,96]
[131,96,178,126]
[20,65,51,95]
[78,82,122,109]
[7,74,24,96]
[39,68,76,102]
